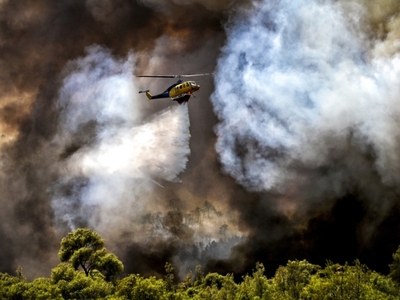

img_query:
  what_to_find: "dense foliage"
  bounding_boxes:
[1,228,400,299]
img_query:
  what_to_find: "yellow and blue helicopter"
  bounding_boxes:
[137,73,212,105]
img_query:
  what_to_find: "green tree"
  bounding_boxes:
[0,271,27,300]
[389,245,400,284]
[51,263,113,299]
[273,259,320,300]
[236,263,272,300]
[301,260,400,300]
[114,274,168,300]
[58,228,123,281]
[368,271,400,299]
[165,262,175,292]
[301,261,365,300]
[22,277,63,300]
[114,274,139,299]
[177,270,193,291]
[51,263,77,284]
[194,265,204,286]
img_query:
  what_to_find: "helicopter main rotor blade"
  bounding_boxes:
[178,73,213,77]
[136,73,213,78]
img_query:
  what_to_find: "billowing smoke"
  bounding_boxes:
[0,0,238,280]
[2,0,400,282]
[211,0,400,272]
[214,0,398,191]
[51,45,190,234]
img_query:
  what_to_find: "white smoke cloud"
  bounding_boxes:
[51,45,191,234]
[212,0,400,198]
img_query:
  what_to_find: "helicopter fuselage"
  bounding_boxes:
[137,73,211,104]
[169,81,201,100]
[140,80,201,104]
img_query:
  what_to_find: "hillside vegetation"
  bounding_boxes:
[1,228,400,300]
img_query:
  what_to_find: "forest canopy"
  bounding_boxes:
[1,228,400,300]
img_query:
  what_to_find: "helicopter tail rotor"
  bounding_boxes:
[139,90,152,99]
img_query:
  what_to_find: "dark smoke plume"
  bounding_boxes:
[0,0,231,279]
[1,0,400,281]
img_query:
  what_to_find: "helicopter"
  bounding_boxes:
[137,73,212,105]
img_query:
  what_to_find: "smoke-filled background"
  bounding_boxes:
[1,0,400,280]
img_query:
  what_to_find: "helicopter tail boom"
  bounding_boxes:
[145,92,152,99]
